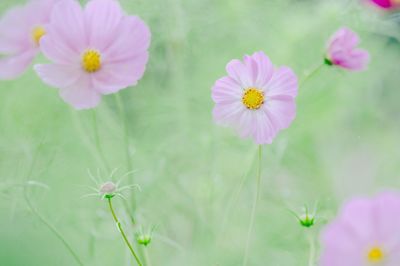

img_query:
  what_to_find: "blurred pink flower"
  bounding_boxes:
[211,51,298,145]
[0,0,57,80]
[369,0,400,9]
[320,192,400,266]
[35,0,151,109]
[325,27,370,72]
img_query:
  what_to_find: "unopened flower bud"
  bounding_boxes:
[137,234,152,246]
[100,181,117,199]
[299,213,315,228]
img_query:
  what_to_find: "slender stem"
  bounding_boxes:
[24,191,85,266]
[300,64,325,89]
[115,94,136,210]
[144,247,152,266]
[23,143,84,266]
[217,147,259,241]
[242,145,262,266]
[91,110,111,173]
[107,198,143,266]
[308,231,315,266]
[115,94,134,175]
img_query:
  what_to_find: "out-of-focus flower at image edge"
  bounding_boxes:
[368,0,400,10]
[320,192,400,266]
[0,0,57,80]
[35,0,151,110]
[211,51,298,145]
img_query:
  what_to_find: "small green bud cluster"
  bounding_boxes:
[137,234,152,246]
[299,213,315,228]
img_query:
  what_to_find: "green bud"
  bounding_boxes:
[299,214,315,228]
[137,234,152,246]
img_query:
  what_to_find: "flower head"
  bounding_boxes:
[0,0,57,80]
[83,168,140,200]
[99,181,117,198]
[368,0,400,9]
[320,192,400,266]
[325,27,370,72]
[34,0,151,109]
[211,51,298,145]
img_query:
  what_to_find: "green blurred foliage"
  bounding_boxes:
[1,0,400,265]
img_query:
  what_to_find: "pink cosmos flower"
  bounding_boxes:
[211,51,298,145]
[325,27,370,72]
[0,0,57,80]
[368,0,400,9]
[35,0,151,109]
[320,192,400,266]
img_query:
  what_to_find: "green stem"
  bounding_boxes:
[24,191,85,266]
[115,94,134,175]
[91,110,111,173]
[300,63,325,89]
[23,143,84,266]
[107,198,143,266]
[144,247,152,266]
[308,231,315,266]
[115,94,136,208]
[242,145,262,266]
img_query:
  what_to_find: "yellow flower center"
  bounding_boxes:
[368,247,384,263]
[242,88,264,110]
[82,50,101,73]
[32,26,46,46]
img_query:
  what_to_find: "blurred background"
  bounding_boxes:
[1,0,400,265]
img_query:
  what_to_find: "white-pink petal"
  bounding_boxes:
[59,75,101,110]
[265,67,298,97]
[35,64,82,88]
[0,50,36,79]
[84,0,124,50]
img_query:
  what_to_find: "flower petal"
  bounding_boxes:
[34,64,82,88]
[40,35,80,64]
[211,76,242,104]
[226,59,252,88]
[251,51,274,88]
[0,50,36,80]
[84,0,124,50]
[320,221,365,266]
[59,75,101,110]
[93,52,149,95]
[264,95,296,130]
[253,110,277,144]
[213,101,246,127]
[373,192,400,248]
[328,27,359,52]
[102,16,151,63]
[47,0,86,53]
[265,67,298,97]
[331,48,370,71]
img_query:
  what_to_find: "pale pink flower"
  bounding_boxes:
[0,0,57,80]
[211,51,298,145]
[35,0,151,109]
[326,27,370,72]
[320,192,400,266]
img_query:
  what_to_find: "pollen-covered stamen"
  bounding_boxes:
[242,88,264,110]
[32,26,46,46]
[82,49,101,73]
[368,247,384,262]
